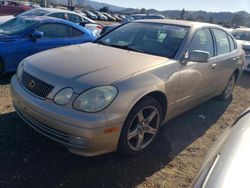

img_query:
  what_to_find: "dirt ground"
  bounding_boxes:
[0,72,250,188]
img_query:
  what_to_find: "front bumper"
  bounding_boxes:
[11,76,122,156]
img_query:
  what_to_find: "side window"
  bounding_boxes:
[72,28,83,37]
[49,13,67,20]
[228,34,236,51]
[68,14,82,23]
[189,29,214,57]
[37,23,73,38]
[213,29,230,55]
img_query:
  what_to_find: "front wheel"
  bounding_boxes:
[118,96,163,155]
[218,73,236,100]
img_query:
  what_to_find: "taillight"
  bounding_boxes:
[97,25,103,30]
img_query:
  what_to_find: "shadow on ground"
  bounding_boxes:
[0,97,231,188]
[236,71,250,89]
[0,73,14,85]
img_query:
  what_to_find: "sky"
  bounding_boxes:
[96,0,250,12]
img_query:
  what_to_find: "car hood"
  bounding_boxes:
[24,43,168,93]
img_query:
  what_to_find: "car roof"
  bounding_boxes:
[18,15,82,27]
[18,15,60,22]
[34,7,78,14]
[233,28,250,32]
[134,19,222,29]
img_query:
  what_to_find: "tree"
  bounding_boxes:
[196,16,205,22]
[100,6,109,13]
[232,14,244,27]
[140,8,146,14]
[209,16,214,23]
[180,8,185,20]
[186,16,194,21]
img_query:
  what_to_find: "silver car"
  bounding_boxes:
[11,20,245,156]
[191,108,250,188]
[0,8,103,36]
[232,28,250,71]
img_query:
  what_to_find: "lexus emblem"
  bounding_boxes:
[28,80,35,88]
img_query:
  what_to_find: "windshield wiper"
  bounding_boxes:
[112,44,143,53]
[95,40,143,53]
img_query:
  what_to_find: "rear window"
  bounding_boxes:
[213,29,230,55]
[232,30,250,41]
[18,9,49,17]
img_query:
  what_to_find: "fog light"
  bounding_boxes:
[69,135,88,147]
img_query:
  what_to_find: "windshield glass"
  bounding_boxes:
[18,9,49,17]
[0,17,36,35]
[96,22,189,58]
[232,30,250,41]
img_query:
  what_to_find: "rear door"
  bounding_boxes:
[211,29,238,90]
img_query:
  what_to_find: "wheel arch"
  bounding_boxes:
[234,68,240,81]
[129,91,168,120]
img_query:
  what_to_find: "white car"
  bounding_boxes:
[0,15,14,24]
[232,28,250,71]
[191,108,250,188]
[0,8,103,36]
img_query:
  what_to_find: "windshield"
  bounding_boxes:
[96,22,189,58]
[0,17,36,35]
[18,9,49,17]
[232,30,250,41]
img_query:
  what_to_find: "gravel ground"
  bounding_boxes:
[0,72,250,188]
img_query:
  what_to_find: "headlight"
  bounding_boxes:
[17,60,25,80]
[54,88,73,105]
[73,86,118,112]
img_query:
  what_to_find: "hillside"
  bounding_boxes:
[50,0,250,26]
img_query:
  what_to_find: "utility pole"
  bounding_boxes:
[68,0,73,7]
[44,0,47,7]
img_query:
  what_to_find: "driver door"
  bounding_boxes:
[32,23,84,52]
[174,28,218,114]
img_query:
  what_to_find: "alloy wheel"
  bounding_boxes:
[127,106,160,151]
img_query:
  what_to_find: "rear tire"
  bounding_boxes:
[0,60,4,77]
[218,73,236,100]
[118,96,163,155]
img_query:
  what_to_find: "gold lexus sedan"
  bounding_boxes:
[11,19,245,156]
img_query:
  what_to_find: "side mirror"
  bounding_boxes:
[30,31,43,41]
[189,50,209,63]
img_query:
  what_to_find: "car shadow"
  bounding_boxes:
[237,71,250,89]
[0,98,231,188]
[0,73,14,85]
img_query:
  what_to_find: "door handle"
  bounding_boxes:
[211,63,217,69]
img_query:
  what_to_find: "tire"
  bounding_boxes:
[0,60,4,78]
[118,96,164,155]
[218,73,236,100]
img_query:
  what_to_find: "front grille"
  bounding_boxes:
[21,71,54,98]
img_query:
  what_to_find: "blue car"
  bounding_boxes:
[0,16,96,75]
